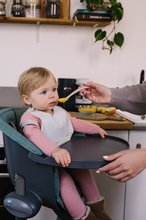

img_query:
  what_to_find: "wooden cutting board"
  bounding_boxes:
[69,112,125,121]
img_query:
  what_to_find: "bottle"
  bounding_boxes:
[11,0,25,17]
[46,0,60,18]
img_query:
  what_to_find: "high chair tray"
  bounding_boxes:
[29,133,129,169]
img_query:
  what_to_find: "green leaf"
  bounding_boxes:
[114,32,124,47]
[111,3,124,22]
[110,0,118,5]
[94,29,106,42]
[107,40,114,47]
[106,40,114,54]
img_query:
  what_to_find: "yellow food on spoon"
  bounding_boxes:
[58,97,69,103]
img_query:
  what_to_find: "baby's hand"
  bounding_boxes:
[97,126,107,138]
[51,148,71,167]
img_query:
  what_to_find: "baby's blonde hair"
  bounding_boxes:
[18,67,57,99]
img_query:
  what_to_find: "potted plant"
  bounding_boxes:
[79,0,124,53]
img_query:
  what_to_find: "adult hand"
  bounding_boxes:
[82,81,112,104]
[96,149,146,182]
[51,148,71,167]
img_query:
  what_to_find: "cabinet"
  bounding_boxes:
[125,130,146,220]
[1,0,110,26]
[92,130,129,220]
[0,137,15,220]
[30,206,56,220]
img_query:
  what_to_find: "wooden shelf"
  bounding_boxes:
[0,16,5,20]
[1,16,110,27]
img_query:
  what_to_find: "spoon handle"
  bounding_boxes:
[67,86,87,99]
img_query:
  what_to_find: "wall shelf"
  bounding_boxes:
[1,16,110,27]
[0,0,111,27]
[0,16,5,20]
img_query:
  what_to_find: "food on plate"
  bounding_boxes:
[97,107,116,115]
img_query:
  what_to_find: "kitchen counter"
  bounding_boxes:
[69,111,134,130]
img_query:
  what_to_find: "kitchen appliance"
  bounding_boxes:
[58,78,78,111]
[75,78,92,105]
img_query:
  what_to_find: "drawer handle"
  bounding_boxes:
[0,159,6,164]
[0,173,9,177]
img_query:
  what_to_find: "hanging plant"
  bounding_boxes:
[79,0,124,54]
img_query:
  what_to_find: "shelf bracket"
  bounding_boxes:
[36,21,40,43]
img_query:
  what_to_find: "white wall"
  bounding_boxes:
[0,0,146,87]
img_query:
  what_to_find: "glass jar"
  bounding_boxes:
[25,0,40,18]
[46,0,60,18]
[0,0,5,16]
[25,5,40,17]
[11,0,25,17]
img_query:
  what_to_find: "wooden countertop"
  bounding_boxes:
[69,111,134,130]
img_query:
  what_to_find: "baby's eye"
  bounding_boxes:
[41,90,47,95]
[53,88,57,92]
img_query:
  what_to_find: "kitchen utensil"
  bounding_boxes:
[58,86,87,103]
[78,105,97,115]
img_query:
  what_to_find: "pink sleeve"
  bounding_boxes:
[68,114,99,134]
[20,113,58,156]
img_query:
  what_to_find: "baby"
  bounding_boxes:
[18,67,111,220]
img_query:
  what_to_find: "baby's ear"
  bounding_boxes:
[22,94,31,106]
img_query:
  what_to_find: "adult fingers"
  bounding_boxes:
[97,156,121,173]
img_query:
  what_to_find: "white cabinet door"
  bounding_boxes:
[92,130,129,220]
[125,130,146,220]
[30,207,56,220]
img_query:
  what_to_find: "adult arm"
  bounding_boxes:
[82,81,146,181]
[111,82,146,115]
[83,81,146,115]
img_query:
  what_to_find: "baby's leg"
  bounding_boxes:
[59,168,86,219]
[68,169,111,220]
[68,169,101,203]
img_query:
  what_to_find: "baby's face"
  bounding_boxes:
[23,76,59,112]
